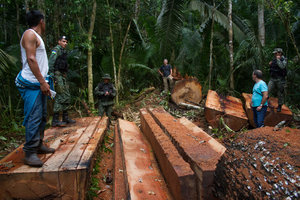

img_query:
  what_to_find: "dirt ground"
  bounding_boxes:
[213,127,300,200]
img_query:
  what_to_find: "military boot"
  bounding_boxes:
[52,113,67,127]
[38,144,55,154]
[63,111,76,124]
[277,105,282,112]
[24,152,43,167]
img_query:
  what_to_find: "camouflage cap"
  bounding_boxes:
[102,73,111,80]
[273,48,283,54]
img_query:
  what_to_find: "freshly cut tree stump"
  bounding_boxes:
[242,93,293,127]
[205,90,248,131]
[0,117,108,200]
[116,119,172,200]
[171,79,202,106]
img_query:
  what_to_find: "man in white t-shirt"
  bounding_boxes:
[15,10,55,167]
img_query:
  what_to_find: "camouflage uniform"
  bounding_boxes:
[94,74,116,118]
[49,44,75,126]
[268,48,287,108]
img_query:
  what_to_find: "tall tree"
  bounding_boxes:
[87,0,97,105]
[228,0,234,89]
[209,0,215,89]
[258,0,265,46]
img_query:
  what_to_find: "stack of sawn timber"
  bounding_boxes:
[140,107,226,200]
[0,117,109,200]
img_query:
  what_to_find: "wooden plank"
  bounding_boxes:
[118,119,170,200]
[58,117,101,200]
[140,108,197,200]
[205,90,248,131]
[113,124,128,200]
[242,93,293,127]
[76,117,108,200]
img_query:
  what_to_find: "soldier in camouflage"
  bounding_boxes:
[49,36,76,126]
[94,74,116,119]
[268,48,287,112]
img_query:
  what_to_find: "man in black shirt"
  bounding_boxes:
[158,59,173,92]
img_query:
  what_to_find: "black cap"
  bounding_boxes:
[59,36,68,41]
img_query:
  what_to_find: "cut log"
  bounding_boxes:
[113,124,127,200]
[148,107,226,200]
[205,90,248,131]
[0,117,108,200]
[171,79,202,106]
[117,119,172,200]
[242,93,293,127]
[140,108,197,200]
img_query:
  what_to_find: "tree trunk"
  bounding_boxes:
[228,0,234,90]
[117,20,132,97]
[87,0,97,106]
[107,0,118,104]
[134,0,140,20]
[258,0,265,46]
[25,0,30,12]
[209,0,215,89]
[16,1,21,40]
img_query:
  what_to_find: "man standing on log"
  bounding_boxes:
[15,10,55,167]
[251,70,268,128]
[268,48,287,112]
[48,36,76,126]
[94,74,116,119]
[158,59,173,93]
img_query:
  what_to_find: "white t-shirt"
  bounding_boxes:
[20,29,48,83]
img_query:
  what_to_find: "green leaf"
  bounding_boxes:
[0,136,7,141]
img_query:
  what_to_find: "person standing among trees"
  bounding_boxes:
[268,48,287,112]
[15,10,55,167]
[251,70,268,128]
[49,36,76,126]
[94,74,116,119]
[158,59,173,93]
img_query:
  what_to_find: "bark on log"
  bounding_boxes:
[171,79,202,106]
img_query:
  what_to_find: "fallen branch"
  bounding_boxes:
[179,102,203,110]
[133,87,155,103]
[81,100,93,116]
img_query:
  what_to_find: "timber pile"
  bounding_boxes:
[205,90,248,131]
[0,117,108,200]
[141,107,226,200]
[242,93,293,127]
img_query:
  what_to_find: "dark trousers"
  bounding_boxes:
[252,106,267,128]
[23,92,47,153]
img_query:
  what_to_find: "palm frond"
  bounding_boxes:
[0,49,17,78]
[156,0,185,58]
[189,0,246,42]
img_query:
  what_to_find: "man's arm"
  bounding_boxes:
[257,91,268,111]
[22,31,50,96]
[276,56,287,69]
[158,68,163,76]
[48,48,58,77]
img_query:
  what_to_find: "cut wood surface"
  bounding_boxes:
[117,119,172,200]
[0,117,108,200]
[171,79,202,106]
[148,107,226,200]
[113,124,127,200]
[242,93,293,127]
[205,90,248,131]
[140,108,197,200]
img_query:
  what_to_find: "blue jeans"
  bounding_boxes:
[23,92,47,153]
[252,106,267,128]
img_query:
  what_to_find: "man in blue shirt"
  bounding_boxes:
[158,59,173,92]
[251,70,268,128]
